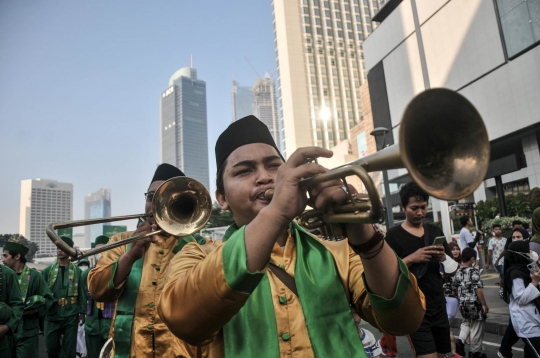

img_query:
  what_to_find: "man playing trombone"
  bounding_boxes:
[88,163,206,358]
[158,115,426,357]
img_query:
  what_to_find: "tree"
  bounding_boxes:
[206,202,235,228]
[0,234,39,263]
[529,187,540,211]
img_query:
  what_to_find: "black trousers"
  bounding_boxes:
[499,319,519,358]
[523,337,540,358]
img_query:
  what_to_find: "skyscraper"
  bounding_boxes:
[160,66,210,190]
[84,188,111,246]
[272,0,381,157]
[19,179,73,255]
[252,73,280,147]
[231,80,253,122]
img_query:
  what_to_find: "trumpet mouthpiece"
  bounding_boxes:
[264,189,274,201]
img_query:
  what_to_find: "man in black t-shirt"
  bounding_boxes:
[385,182,451,358]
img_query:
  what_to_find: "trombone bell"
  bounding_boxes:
[46,176,212,261]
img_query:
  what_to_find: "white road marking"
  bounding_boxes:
[483,340,524,352]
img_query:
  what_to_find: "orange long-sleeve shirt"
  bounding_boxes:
[158,229,426,358]
[88,231,192,358]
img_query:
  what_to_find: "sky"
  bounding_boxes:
[0,0,277,234]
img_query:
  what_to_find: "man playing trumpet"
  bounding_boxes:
[158,115,426,357]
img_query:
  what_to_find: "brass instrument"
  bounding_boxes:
[266,88,490,238]
[46,176,212,261]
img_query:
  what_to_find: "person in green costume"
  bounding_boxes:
[42,236,86,358]
[81,235,113,358]
[2,235,53,358]
[0,263,24,358]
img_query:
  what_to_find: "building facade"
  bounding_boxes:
[272,0,385,157]
[84,188,111,247]
[160,66,210,190]
[19,179,73,255]
[253,73,280,146]
[363,0,540,233]
[231,80,253,122]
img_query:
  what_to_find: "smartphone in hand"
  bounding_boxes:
[432,236,446,246]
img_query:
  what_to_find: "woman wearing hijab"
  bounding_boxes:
[529,207,540,257]
[502,240,540,357]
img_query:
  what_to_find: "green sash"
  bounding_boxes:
[172,235,206,254]
[18,265,31,301]
[47,261,78,297]
[222,222,366,358]
[112,245,144,358]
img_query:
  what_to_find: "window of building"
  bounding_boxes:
[314,18,321,25]
[333,3,340,10]
[303,7,310,14]
[345,13,351,20]
[326,19,332,26]
[316,27,322,34]
[318,48,323,54]
[303,16,310,23]
[312,0,320,6]
[304,26,312,33]
[307,46,312,53]
[335,21,342,28]
[327,29,333,36]
[346,22,352,29]
[324,10,331,17]
[495,0,540,58]
[323,1,330,8]
[314,8,320,15]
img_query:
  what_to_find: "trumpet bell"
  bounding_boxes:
[153,177,212,237]
[400,88,490,201]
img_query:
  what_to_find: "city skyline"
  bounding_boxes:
[0,1,277,234]
[231,80,253,122]
[273,0,382,157]
[84,188,111,247]
[160,66,210,190]
[19,179,73,255]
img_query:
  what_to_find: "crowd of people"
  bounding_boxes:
[0,114,538,358]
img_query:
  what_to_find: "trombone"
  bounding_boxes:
[266,88,490,237]
[46,176,212,261]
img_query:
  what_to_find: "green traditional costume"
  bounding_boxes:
[0,265,24,358]
[42,236,86,358]
[82,235,112,358]
[4,237,53,358]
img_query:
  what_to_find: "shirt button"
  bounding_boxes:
[152,281,157,286]
[147,324,154,330]
[148,302,154,308]
[158,249,164,254]
[281,333,290,341]
[155,266,161,271]
[279,296,287,304]
[278,264,285,269]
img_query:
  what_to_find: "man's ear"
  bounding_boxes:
[215,190,229,211]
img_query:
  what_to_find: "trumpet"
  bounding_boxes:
[266,88,490,238]
[46,176,212,261]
